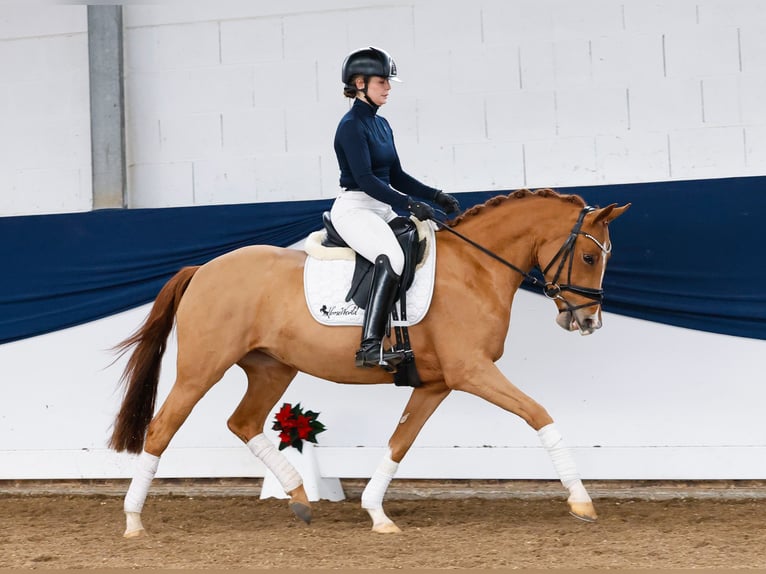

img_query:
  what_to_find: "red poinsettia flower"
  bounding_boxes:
[276,403,296,429]
[271,402,326,451]
[295,415,312,439]
[278,430,292,445]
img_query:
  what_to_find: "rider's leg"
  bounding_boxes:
[355,254,404,368]
[330,193,406,369]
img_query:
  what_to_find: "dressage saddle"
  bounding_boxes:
[320,211,426,309]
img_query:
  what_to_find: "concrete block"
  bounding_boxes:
[192,158,257,205]
[416,93,486,144]
[220,17,284,65]
[221,108,286,155]
[697,1,766,28]
[451,44,520,94]
[15,167,90,215]
[124,22,220,72]
[346,6,415,53]
[379,97,418,146]
[161,66,256,115]
[159,113,222,161]
[592,32,665,86]
[128,162,194,208]
[549,0,625,41]
[2,33,88,121]
[253,59,318,107]
[254,153,321,202]
[486,90,556,141]
[481,1,553,44]
[596,132,670,183]
[125,116,161,166]
[740,73,766,125]
[556,87,629,137]
[629,79,702,131]
[395,48,451,99]
[745,125,766,173]
[285,102,338,155]
[320,152,342,198]
[701,76,742,126]
[453,141,525,191]
[413,0,482,50]
[519,40,555,90]
[669,127,746,179]
[739,22,766,73]
[622,0,698,33]
[283,11,349,62]
[665,25,740,79]
[524,136,598,187]
[0,5,86,39]
[552,39,593,89]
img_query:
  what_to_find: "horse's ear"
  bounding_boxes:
[591,203,631,225]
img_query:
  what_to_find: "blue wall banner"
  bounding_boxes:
[1,176,764,344]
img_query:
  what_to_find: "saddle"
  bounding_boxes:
[320,212,428,388]
[320,212,427,309]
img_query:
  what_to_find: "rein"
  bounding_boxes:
[433,205,611,317]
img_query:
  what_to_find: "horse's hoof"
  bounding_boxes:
[372,522,402,534]
[289,501,312,524]
[568,501,598,522]
[123,528,147,539]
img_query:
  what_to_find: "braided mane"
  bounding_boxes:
[450,188,586,227]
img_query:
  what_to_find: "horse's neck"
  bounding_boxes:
[454,204,540,273]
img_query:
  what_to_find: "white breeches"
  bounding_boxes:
[330,191,405,275]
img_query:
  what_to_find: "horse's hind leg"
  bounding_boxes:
[362,382,451,533]
[123,369,227,538]
[226,352,312,523]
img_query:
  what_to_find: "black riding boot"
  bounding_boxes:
[355,255,406,369]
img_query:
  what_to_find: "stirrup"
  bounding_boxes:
[355,343,405,371]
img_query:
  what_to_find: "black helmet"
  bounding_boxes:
[341,46,401,86]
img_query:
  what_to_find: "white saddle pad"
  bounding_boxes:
[303,221,437,326]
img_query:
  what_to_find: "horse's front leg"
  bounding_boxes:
[447,360,597,522]
[362,382,451,533]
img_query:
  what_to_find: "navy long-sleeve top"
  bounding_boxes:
[334,98,440,211]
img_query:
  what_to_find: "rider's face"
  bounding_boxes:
[357,76,391,107]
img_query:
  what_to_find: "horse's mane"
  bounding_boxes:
[449,188,587,227]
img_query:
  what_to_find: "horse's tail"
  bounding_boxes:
[109,266,200,454]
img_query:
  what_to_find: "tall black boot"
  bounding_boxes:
[355,255,406,369]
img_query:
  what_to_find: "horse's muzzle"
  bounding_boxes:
[556,309,602,335]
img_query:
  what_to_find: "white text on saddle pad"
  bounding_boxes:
[303,225,437,327]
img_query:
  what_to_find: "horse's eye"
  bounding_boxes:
[583,253,596,265]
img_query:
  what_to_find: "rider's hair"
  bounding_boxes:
[343,74,363,98]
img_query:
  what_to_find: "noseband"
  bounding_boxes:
[436,206,611,316]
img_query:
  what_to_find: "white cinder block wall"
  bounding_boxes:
[0,7,91,216]
[2,2,766,483]
[1,0,765,215]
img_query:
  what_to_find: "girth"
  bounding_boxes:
[321,211,426,308]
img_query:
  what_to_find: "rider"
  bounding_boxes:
[330,46,461,370]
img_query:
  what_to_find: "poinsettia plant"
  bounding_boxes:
[272,402,326,452]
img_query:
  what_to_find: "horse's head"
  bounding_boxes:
[538,202,630,335]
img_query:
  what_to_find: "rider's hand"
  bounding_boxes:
[407,200,436,221]
[434,191,461,214]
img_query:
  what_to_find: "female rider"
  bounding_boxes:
[330,47,461,371]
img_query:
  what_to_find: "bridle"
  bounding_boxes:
[434,205,612,320]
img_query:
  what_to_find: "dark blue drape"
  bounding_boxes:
[1,176,764,344]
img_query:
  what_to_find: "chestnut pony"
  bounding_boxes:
[110,189,629,537]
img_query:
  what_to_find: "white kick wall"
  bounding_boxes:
[1,1,765,481]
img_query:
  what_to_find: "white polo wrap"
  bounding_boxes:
[247,433,302,494]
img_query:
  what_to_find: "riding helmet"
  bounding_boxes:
[341,46,401,86]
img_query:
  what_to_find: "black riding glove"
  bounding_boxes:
[434,191,461,214]
[407,200,436,221]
